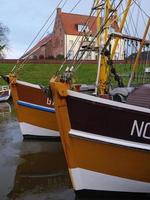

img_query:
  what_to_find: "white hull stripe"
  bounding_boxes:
[69,168,150,193]
[19,122,59,137]
[69,129,150,151]
[17,100,55,113]
[16,80,41,89]
[68,90,150,114]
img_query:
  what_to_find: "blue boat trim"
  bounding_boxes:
[17,100,55,113]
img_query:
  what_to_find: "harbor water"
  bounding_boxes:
[0,100,149,200]
[0,100,74,200]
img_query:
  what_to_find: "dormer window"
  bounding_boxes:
[77,24,89,33]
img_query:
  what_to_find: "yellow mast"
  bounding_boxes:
[97,0,132,95]
[128,18,150,87]
[96,0,110,96]
[96,0,101,47]
[111,0,132,59]
[95,0,102,95]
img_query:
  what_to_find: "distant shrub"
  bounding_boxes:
[39,55,44,59]
[46,55,54,59]
[56,54,64,60]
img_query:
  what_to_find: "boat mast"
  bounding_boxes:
[96,0,101,47]
[96,0,132,95]
[111,0,132,59]
[95,0,102,95]
[95,0,110,96]
[128,18,150,87]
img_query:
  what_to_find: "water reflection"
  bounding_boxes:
[0,101,149,200]
[0,101,22,200]
[8,140,72,199]
[0,102,11,119]
[0,101,74,200]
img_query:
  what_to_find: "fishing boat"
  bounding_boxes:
[0,85,11,102]
[7,75,59,139]
[50,0,150,196]
[2,0,122,140]
[6,74,94,139]
[2,2,100,140]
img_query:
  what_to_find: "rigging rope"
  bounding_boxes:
[55,0,97,74]
[72,0,125,73]
[12,0,150,87]
[21,0,65,59]
[13,0,83,75]
[58,0,112,74]
[133,0,149,19]
[11,0,67,73]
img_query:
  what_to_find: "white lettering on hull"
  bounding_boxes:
[130,120,150,140]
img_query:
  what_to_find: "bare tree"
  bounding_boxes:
[0,22,9,58]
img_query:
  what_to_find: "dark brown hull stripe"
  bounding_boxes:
[16,80,53,108]
[67,91,150,146]
[75,189,150,198]
[68,90,150,114]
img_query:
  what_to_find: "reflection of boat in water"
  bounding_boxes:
[0,102,11,117]
[0,85,11,102]
[50,0,150,197]
[7,141,71,199]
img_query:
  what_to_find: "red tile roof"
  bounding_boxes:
[22,9,119,58]
[60,12,97,35]
[60,11,119,35]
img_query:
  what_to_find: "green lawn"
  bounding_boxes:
[0,63,97,86]
[0,62,147,86]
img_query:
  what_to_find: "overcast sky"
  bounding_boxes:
[0,0,149,59]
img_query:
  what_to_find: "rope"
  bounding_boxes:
[58,0,114,74]
[72,0,124,72]
[133,0,149,18]
[11,0,67,73]
[13,0,83,75]
[70,0,83,13]
[55,0,96,74]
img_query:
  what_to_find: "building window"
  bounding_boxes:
[77,24,89,32]
[77,51,82,60]
[86,52,92,60]
[69,40,74,48]
[68,50,74,59]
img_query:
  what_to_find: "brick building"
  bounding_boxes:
[23,8,123,60]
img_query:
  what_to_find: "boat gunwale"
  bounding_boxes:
[67,90,150,114]
[16,80,41,89]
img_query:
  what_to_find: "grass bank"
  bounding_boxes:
[0,63,97,86]
[0,62,147,86]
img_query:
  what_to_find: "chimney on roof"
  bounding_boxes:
[57,8,61,14]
